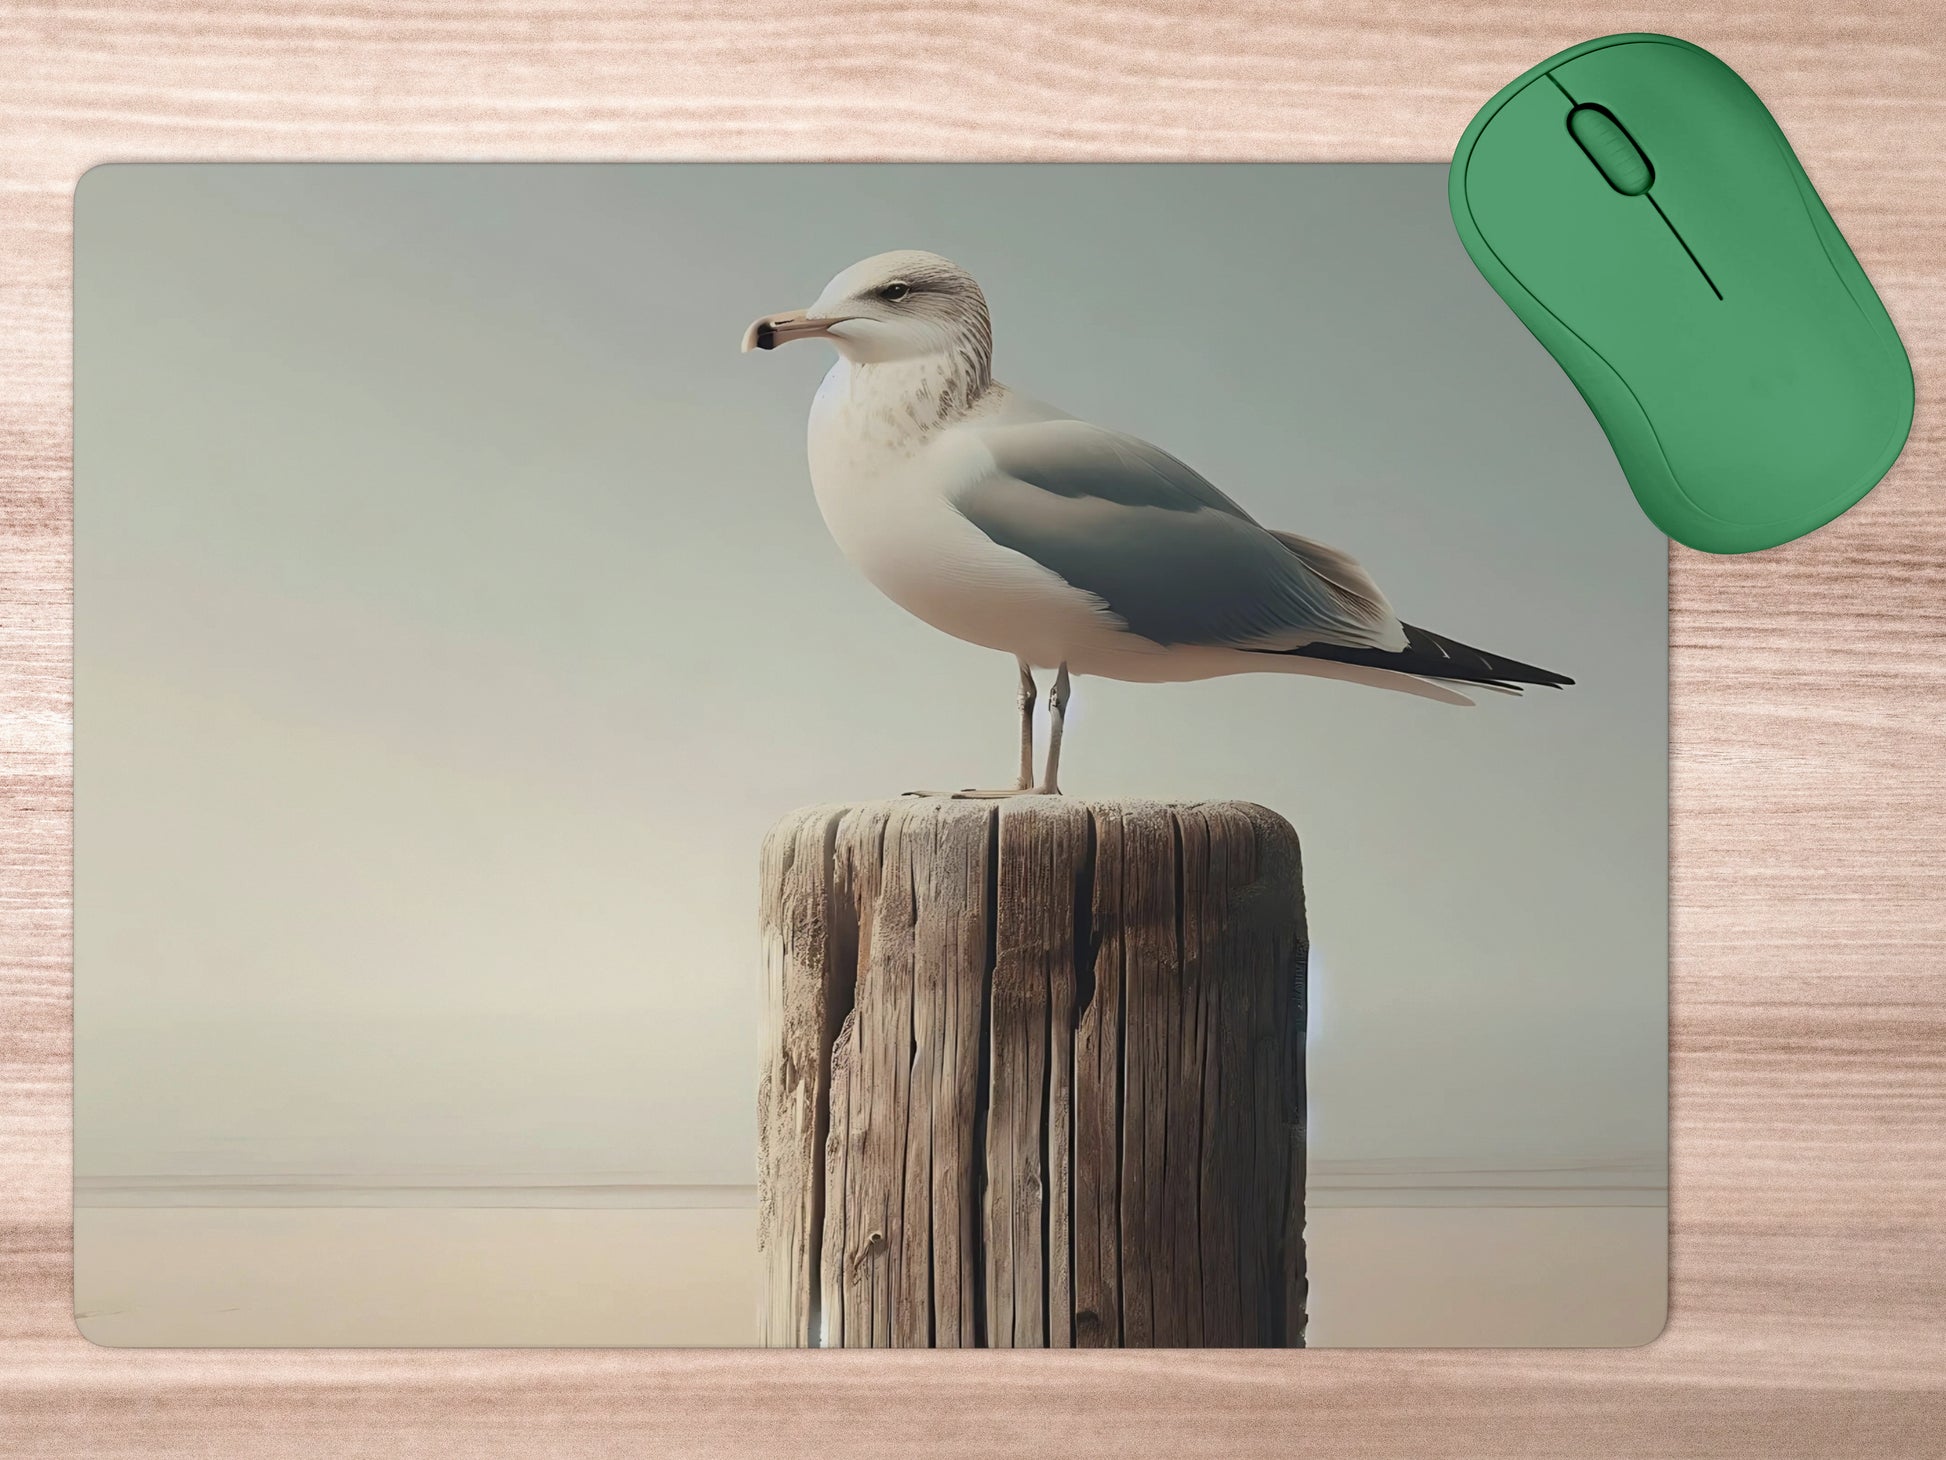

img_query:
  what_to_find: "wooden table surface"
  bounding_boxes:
[4,1,1942,1454]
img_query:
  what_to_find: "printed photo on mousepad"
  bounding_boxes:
[74,163,1668,1348]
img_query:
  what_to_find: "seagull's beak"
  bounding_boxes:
[742,309,845,353]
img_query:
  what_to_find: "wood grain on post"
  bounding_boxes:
[758,798,1308,1348]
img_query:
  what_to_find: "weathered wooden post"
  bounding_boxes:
[758,798,1307,1348]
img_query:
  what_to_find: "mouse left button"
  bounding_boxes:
[1460,75,1696,314]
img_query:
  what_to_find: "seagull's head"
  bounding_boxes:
[742,250,992,372]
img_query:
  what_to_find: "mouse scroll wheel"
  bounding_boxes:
[1567,104,1654,196]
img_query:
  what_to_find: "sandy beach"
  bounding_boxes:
[75,1198,1663,1348]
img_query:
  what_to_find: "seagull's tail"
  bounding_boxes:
[1259,623,1575,695]
[1247,653,1480,706]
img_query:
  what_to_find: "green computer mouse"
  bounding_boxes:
[1449,33,1913,554]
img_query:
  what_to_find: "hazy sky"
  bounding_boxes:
[75,164,1666,1195]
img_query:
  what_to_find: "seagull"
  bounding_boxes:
[743,250,1571,796]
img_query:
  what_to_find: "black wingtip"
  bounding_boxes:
[1267,623,1574,691]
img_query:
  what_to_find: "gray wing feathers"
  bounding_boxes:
[981,420,1256,519]
[956,420,1404,653]
[1267,530,1397,630]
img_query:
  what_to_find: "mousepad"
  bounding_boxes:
[73,163,1667,1348]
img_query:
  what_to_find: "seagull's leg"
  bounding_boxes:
[940,659,1044,799]
[1038,662,1071,795]
[1013,659,1037,791]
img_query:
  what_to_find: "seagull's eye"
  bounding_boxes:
[880,281,911,302]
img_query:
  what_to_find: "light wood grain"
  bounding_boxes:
[757,806,847,1347]
[759,799,1304,1349]
[4,0,1944,1452]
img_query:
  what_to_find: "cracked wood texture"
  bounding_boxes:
[758,800,1306,1349]
[4,0,1945,1454]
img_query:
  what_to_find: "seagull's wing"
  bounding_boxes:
[952,417,1406,653]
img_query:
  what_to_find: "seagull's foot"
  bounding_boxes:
[899,785,1053,800]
